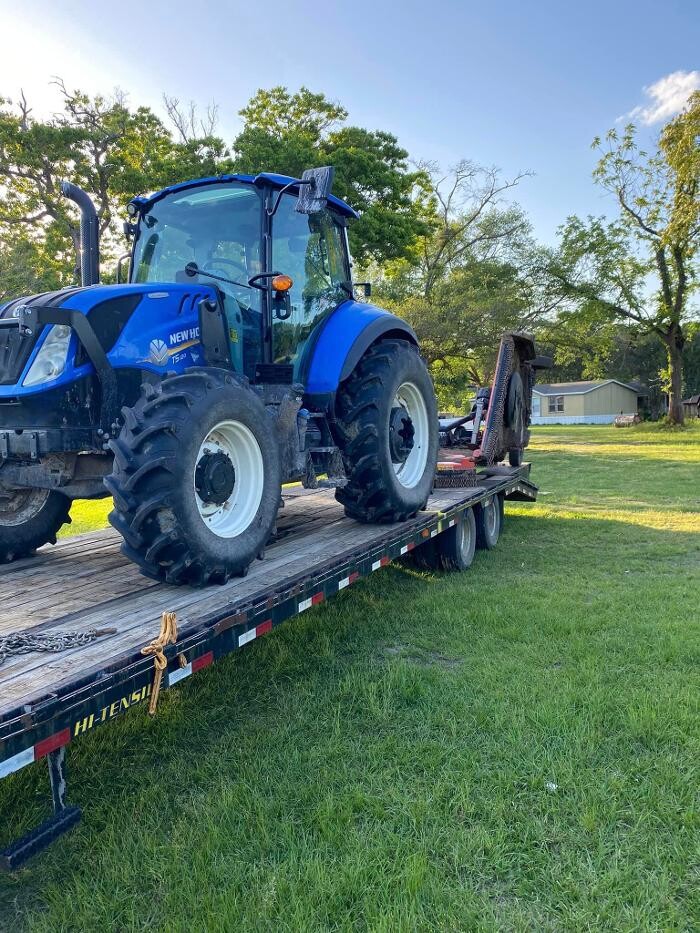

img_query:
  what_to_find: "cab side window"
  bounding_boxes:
[272,198,350,376]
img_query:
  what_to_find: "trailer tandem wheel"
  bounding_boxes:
[410,506,476,572]
[475,495,502,550]
[436,506,476,571]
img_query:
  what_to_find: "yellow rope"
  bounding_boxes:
[141,611,177,716]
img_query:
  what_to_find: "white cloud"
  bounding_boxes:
[623,70,700,125]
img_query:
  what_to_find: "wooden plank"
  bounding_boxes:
[0,483,485,718]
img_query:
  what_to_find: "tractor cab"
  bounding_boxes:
[128,172,356,383]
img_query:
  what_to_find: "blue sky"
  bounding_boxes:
[1,0,698,243]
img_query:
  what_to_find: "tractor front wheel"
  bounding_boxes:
[106,369,281,586]
[0,487,71,562]
[334,339,438,523]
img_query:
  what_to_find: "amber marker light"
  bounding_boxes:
[271,274,293,292]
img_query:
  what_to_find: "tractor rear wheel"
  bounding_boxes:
[0,487,71,562]
[105,368,281,586]
[334,339,438,523]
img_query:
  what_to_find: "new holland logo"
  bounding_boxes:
[148,339,169,365]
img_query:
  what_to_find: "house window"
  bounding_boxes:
[548,395,564,413]
[532,396,540,416]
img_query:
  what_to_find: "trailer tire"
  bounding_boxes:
[334,339,438,523]
[0,488,71,562]
[437,507,476,571]
[475,495,501,550]
[105,368,280,586]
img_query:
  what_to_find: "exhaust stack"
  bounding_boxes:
[60,181,100,286]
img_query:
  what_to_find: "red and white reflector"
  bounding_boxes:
[338,572,360,591]
[0,727,71,779]
[238,620,273,647]
[298,592,325,613]
[168,650,214,685]
[371,557,390,571]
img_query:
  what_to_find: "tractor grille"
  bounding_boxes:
[0,322,37,386]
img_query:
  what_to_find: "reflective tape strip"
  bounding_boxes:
[1,726,72,779]
[371,557,390,571]
[238,621,272,646]
[448,519,456,528]
[400,542,416,555]
[34,728,70,760]
[167,650,214,686]
[338,572,360,591]
[0,746,34,779]
[192,651,214,672]
[430,529,438,538]
[168,663,192,686]
[299,593,324,613]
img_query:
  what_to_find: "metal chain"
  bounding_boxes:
[0,629,115,667]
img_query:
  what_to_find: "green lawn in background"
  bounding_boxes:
[1,423,698,930]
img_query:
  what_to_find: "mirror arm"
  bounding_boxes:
[267,179,312,218]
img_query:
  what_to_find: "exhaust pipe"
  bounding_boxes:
[60,181,100,286]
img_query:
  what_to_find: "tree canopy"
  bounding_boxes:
[544,92,700,422]
[232,86,428,263]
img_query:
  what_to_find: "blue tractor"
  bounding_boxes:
[0,169,438,584]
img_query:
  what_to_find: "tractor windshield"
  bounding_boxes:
[131,182,264,378]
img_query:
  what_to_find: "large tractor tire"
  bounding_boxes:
[334,339,438,523]
[105,368,281,586]
[0,488,71,562]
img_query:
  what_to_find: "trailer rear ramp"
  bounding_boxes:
[0,465,536,868]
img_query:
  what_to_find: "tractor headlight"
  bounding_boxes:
[23,325,73,386]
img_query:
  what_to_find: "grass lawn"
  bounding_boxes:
[1,424,698,930]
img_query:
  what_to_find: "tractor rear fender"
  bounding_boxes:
[305,300,417,399]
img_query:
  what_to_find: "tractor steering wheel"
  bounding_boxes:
[202,258,249,283]
[201,259,254,313]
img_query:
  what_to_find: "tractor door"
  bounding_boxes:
[270,196,351,382]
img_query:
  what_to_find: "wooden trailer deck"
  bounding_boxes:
[0,466,537,867]
[0,484,495,722]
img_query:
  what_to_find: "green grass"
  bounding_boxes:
[1,423,699,931]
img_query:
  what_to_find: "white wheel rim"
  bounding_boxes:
[193,420,264,538]
[484,498,498,537]
[391,381,430,489]
[458,517,471,556]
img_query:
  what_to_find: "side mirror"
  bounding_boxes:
[296,166,335,214]
[355,282,372,299]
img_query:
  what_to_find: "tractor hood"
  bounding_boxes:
[0,282,215,397]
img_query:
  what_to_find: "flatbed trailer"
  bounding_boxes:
[0,464,536,869]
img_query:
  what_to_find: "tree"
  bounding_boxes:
[0,81,226,294]
[232,86,427,263]
[385,160,531,300]
[547,92,700,423]
[375,162,537,406]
